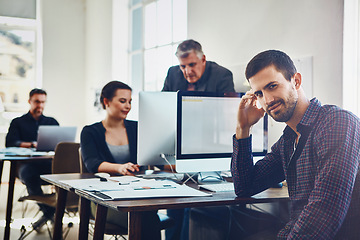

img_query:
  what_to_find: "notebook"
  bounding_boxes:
[36,126,77,151]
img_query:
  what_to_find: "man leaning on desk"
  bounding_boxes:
[232,50,360,239]
[5,88,59,230]
[162,39,235,92]
[162,39,235,240]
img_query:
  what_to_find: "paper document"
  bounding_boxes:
[60,177,211,200]
[0,147,54,156]
[60,176,143,191]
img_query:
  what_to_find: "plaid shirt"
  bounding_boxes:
[231,98,360,239]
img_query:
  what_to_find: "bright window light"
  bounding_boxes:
[0,16,38,112]
[129,0,187,92]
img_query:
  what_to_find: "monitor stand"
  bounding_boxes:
[197,171,224,184]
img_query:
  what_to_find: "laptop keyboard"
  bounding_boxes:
[200,183,235,192]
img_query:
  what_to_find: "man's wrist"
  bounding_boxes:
[235,127,250,140]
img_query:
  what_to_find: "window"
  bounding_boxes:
[0,16,39,113]
[129,0,187,93]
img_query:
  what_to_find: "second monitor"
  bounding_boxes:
[175,91,268,173]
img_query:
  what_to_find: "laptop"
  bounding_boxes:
[36,126,77,151]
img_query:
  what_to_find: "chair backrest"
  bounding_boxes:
[52,142,81,174]
[78,147,89,173]
[52,142,81,208]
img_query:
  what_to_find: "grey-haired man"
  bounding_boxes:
[162,39,235,93]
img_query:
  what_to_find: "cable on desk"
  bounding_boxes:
[160,153,183,182]
[160,153,199,184]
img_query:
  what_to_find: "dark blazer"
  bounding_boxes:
[162,61,235,92]
[80,120,138,173]
[6,111,59,147]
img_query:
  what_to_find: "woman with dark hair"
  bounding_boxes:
[80,81,160,239]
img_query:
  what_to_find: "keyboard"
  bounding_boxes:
[199,183,235,192]
[136,172,185,181]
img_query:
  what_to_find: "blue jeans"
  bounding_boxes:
[165,208,189,240]
[18,160,55,218]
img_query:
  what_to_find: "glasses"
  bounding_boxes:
[30,100,46,104]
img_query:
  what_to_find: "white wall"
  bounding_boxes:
[187,0,344,145]
[40,0,86,141]
[84,0,130,124]
[40,0,129,140]
[84,0,113,125]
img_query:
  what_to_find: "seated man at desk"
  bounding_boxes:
[81,81,160,240]
[5,88,59,229]
[162,39,235,240]
[162,39,235,92]
[232,50,360,239]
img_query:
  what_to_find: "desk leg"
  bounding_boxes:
[4,161,17,240]
[128,212,142,240]
[53,187,67,240]
[79,197,90,240]
[93,204,107,240]
[0,160,3,186]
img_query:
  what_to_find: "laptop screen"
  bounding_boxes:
[36,126,77,151]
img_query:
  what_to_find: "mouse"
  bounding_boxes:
[145,170,154,175]
[94,172,110,178]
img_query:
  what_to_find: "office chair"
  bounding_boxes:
[18,142,81,240]
[78,148,175,239]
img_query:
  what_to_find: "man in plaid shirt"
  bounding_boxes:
[231,50,360,239]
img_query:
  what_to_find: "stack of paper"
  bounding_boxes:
[60,176,211,200]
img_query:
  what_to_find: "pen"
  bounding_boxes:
[119,179,140,185]
[98,177,119,182]
[133,185,176,190]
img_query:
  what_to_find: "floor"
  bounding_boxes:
[0,176,167,239]
[0,180,89,240]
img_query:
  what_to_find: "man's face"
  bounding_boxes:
[178,51,206,84]
[29,93,46,118]
[249,65,298,123]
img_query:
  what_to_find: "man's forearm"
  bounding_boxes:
[19,142,33,148]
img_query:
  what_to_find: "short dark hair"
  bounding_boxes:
[100,81,132,109]
[29,88,47,99]
[245,50,297,81]
[175,39,204,59]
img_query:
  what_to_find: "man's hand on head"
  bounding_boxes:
[236,90,265,139]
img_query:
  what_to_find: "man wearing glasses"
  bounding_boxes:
[6,88,59,230]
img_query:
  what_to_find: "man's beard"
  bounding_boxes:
[33,108,43,116]
[267,92,298,123]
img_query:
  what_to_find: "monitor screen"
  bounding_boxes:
[175,91,268,173]
[137,91,177,166]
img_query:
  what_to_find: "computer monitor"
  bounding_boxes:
[137,91,177,166]
[175,91,268,173]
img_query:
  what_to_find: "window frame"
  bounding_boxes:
[0,15,41,113]
[128,0,187,93]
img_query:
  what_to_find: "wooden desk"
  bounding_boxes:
[0,154,53,240]
[41,173,289,240]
